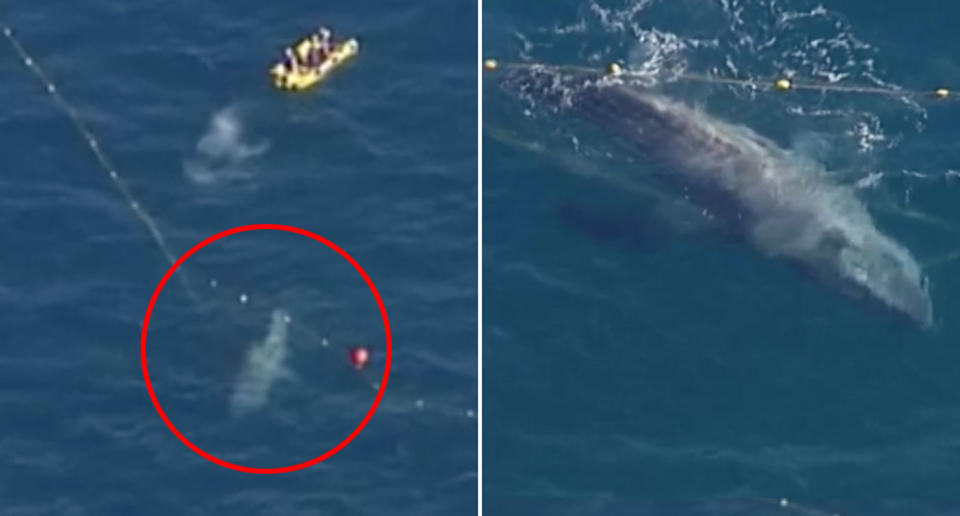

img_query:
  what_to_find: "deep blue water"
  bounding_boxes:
[1,1,476,514]
[484,1,960,514]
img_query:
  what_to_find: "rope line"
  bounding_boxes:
[3,25,182,272]
[483,58,955,101]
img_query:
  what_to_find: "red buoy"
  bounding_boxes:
[348,347,370,370]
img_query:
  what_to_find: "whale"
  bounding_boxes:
[229,308,294,417]
[500,66,933,327]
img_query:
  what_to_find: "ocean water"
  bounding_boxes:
[483,1,960,515]
[1,0,476,514]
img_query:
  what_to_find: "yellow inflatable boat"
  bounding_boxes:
[269,38,359,91]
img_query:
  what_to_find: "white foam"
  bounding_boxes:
[183,106,269,185]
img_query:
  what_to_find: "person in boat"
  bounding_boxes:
[317,27,333,58]
[306,34,323,68]
[295,36,313,68]
[303,27,333,69]
[283,47,299,74]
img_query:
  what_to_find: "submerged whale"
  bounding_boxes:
[229,308,293,417]
[502,66,933,327]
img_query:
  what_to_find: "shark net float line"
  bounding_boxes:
[483,58,955,101]
[3,26,182,275]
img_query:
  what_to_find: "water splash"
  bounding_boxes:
[183,106,270,186]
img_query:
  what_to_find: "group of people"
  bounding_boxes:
[282,27,335,75]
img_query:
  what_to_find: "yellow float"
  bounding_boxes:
[269,37,359,91]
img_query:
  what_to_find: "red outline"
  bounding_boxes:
[141,224,391,473]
